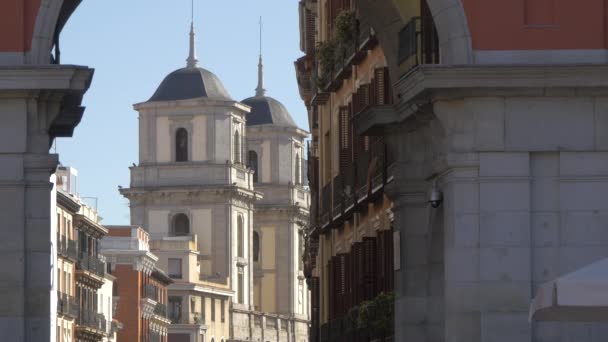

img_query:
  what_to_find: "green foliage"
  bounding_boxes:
[353,292,395,338]
[315,9,357,91]
[335,9,356,53]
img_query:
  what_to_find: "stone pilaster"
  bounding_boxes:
[0,66,92,341]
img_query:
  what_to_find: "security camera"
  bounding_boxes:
[429,184,443,208]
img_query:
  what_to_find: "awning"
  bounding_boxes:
[530,257,608,322]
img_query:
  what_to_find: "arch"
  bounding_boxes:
[253,231,260,262]
[248,150,259,182]
[295,152,301,185]
[237,215,244,258]
[354,0,472,82]
[172,213,190,236]
[233,130,241,164]
[175,128,189,162]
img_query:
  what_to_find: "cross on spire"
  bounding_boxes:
[255,16,266,97]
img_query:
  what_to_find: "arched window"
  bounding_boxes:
[175,128,188,162]
[295,153,301,185]
[253,231,260,262]
[233,130,241,164]
[172,213,190,236]
[237,216,244,258]
[248,151,258,183]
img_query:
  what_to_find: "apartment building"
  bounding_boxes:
[53,166,112,342]
[101,226,172,342]
[296,1,396,341]
[305,0,608,341]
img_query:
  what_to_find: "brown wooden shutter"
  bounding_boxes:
[305,9,316,55]
[339,106,349,173]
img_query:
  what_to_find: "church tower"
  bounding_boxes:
[242,18,311,342]
[120,21,260,342]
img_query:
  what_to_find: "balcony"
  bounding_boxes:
[145,284,159,302]
[76,253,106,278]
[397,16,439,76]
[76,309,106,334]
[353,67,394,136]
[57,291,79,318]
[154,303,167,318]
[56,233,77,261]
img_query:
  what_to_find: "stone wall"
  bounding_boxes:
[390,94,608,342]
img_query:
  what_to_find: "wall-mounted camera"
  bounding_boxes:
[428,182,443,208]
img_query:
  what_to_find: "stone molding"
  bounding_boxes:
[396,64,608,113]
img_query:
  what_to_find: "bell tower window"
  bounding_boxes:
[175,128,188,162]
[248,151,258,182]
[253,231,260,262]
[172,213,190,236]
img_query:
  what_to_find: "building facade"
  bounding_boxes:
[120,22,311,342]
[296,0,396,341]
[53,166,113,342]
[0,2,93,341]
[101,225,172,342]
[300,0,608,341]
[242,53,311,342]
[54,171,80,342]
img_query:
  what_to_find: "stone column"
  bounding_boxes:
[385,121,438,342]
[0,66,92,341]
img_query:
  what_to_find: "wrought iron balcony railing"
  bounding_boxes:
[56,234,77,261]
[77,253,106,277]
[154,303,167,317]
[77,309,106,333]
[397,16,439,74]
[57,291,79,318]
[144,284,158,302]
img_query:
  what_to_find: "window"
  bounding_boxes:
[168,258,182,279]
[201,297,206,322]
[172,213,190,236]
[253,231,260,263]
[237,216,244,258]
[169,296,182,323]
[295,152,301,185]
[221,300,225,322]
[211,298,216,322]
[248,150,258,182]
[176,128,188,162]
[233,130,241,164]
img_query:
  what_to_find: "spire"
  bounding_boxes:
[186,0,198,68]
[255,16,266,97]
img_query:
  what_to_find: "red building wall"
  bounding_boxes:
[462,0,608,50]
[0,0,41,52]
[113,264,142,342]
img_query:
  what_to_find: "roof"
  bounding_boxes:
[148,67,232,102]
[241,95,297,128]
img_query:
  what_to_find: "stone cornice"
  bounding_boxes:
[395,64,608,121]
[0,65,93,91]
[56,190,81,213]
[133,98,251,113]
[74,214,108,238]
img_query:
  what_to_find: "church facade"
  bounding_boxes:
[120,23,310,342]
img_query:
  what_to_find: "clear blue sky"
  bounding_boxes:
[56,0,307,224]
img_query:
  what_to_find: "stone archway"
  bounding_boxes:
[354,0,473,83]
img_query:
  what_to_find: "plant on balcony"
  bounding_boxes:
[356,292,394,339]
[316,39,337,89]
[334,9,356,65]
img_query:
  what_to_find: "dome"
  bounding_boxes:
[148,67,232,102]
[241,95,297,128]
